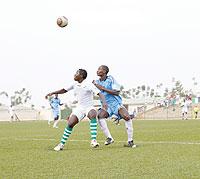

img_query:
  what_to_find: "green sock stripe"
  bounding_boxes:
[90,120,97,124]
[64,130,72,135]
[90,118,97,140]
[61,136,69,144]
[90,124,97,127]
[91,131,97,135]
[66,126,73,131]
[91,134,97,138]
[91,136,96,140]
[90,119,97,128]
[90,126,97,130]
[90,118,97,124]
[61,140,66,145]
[90,124,97,140]
[61,126,73,144]
[63,134,70,138]
[64,130,72,134]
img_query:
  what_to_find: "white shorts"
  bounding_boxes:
[182,107,188,113]
[70,106,97,121]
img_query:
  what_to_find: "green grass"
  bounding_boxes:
[0,120,200,179]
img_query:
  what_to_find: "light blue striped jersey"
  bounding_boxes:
[95,75,122,106]
[50,98,61,111]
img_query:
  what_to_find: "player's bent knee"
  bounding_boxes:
[98,112,109,119]
[68,123,74,128]
[68,115,79,128]
[88,110,97,119]
[88,114,96,119]
[123,115,131,121]
[68,121,78,128]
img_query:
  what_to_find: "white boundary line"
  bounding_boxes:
[0,138,199,145]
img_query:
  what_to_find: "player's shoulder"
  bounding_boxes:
[82,81,93,89]
[69,82,79,88]
[107,75,115,83]
[72,80,91,89]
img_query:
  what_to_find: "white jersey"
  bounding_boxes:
[181,101,189,113]
[64,82,99,109]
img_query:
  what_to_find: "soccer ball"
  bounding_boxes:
[57,16,68,28]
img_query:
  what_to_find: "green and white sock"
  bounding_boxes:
[90,118,97,140]
[61,126,73,145]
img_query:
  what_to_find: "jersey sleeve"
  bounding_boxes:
[87,83,100,95]
[92,85,101,95]
[64,83,74,92]
[109,75,121,91]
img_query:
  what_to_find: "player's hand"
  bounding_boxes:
[45,93,52,99]
[92,82,104,91]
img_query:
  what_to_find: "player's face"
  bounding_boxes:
[74,70,82,81]
[97,66,106,77]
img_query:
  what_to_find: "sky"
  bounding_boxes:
[0,0,200,107]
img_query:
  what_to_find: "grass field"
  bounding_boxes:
[0,119,200,179]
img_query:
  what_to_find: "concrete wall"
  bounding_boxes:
[0,106,52,121]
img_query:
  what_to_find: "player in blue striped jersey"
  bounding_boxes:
[93,65,136,148]
[49,94,63,128]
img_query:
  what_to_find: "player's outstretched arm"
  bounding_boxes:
[45,88,67,99]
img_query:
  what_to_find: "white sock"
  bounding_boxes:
[98,119,113,139]
[125,119,133,142]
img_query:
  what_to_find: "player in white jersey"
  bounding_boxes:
[8,105,20,122]
[181,99,189,120]
[45,69,107,151]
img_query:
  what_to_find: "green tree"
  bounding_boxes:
[0,88,31,106]
[11,88,31,106]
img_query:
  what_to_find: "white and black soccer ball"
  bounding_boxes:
[57,16,68,28]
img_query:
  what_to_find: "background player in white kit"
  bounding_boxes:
[8,105,20,122]
[181,99,189,120]
[45,69,107,151]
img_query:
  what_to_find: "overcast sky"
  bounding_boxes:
[0,0,200,107]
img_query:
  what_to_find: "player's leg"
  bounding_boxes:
[195,112,198,119]
[112,114,120,125]
[87,109,99,148]
[53,116,59,128]
[182,108,185,120]
[54,114,79,151]
[185,112,188,120]
[98,109,114,145]
[53,110,60,128]
[10,115,13,123]
[118,106,136,148]
[115,118,120,125]
[15,113,20,122]
[48,110,53,125]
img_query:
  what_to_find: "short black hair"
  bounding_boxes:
[101,65,109,74]
[79,69,87,79]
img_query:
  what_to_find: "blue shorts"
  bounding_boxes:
[106,103,123,120]
[52,110,59,119]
